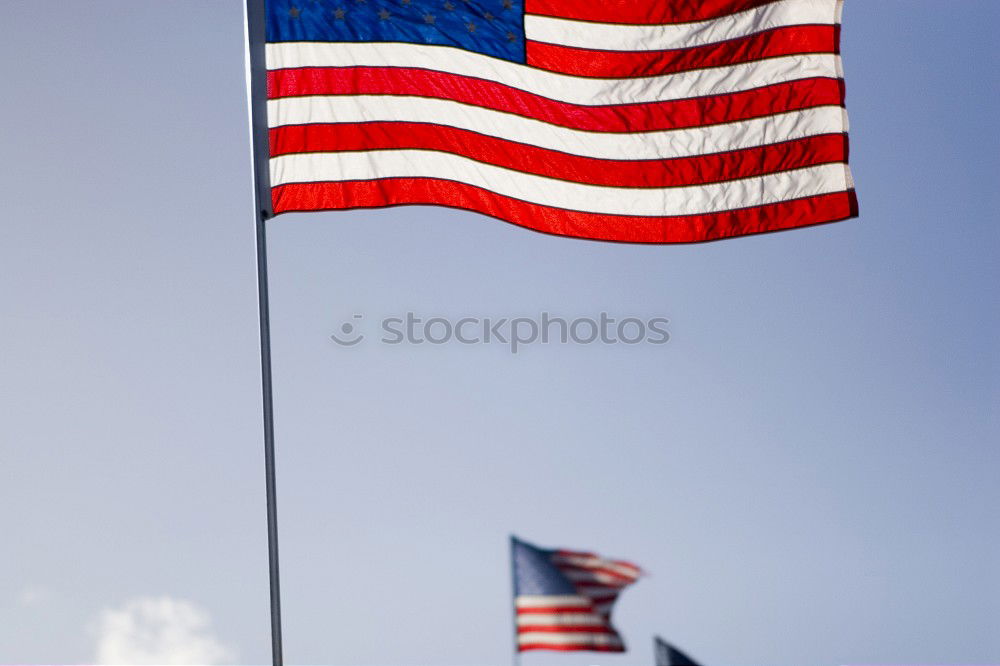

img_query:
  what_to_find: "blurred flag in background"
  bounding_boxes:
[655,635,704,666]
[511,536,641,652]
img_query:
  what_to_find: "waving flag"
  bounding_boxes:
[655,636,704,666]
[251,0,857,242]
[511,536,641,652]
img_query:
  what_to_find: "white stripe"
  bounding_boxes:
[515,595,592,609]
[518,632,622,646]
[269,152,851,217]
[516,614,606,626]
[268,97,846,161]
[525,0,841,52]
[266,42,841,107]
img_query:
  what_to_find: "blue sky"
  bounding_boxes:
[1,1,997,664]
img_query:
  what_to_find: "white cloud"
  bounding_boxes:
[94,596,236,665]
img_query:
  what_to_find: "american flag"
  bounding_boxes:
[511,536,641,652]
[252,0,857,242]
[655,636,703,666]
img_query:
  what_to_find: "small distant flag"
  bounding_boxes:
[654,635,703,666]
[510,536,641,652]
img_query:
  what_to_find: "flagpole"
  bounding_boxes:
[243,1,283,665]
[255,202,284,666]
[510,535,521,666]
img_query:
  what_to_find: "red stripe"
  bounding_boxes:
[516,606,595,614]
[524,0,776,25]
[569,577,627,589]
[519,643,626,652]
[555,550,598,557]
[270,124,848,189]
[557,563,643,581]
[267,67,844,133]
[573,581,628,593]
[270,179,858,243]
[527,25,838,78]
[587,594,620,603]
[571,579,631,591]
[518,626,616,634]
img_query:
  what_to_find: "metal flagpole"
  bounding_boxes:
[254,199,283,666]
[243,1,283,665]
[510,535,521,666]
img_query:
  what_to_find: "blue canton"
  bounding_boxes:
[266,0,526,62]
[512,537,577,596]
